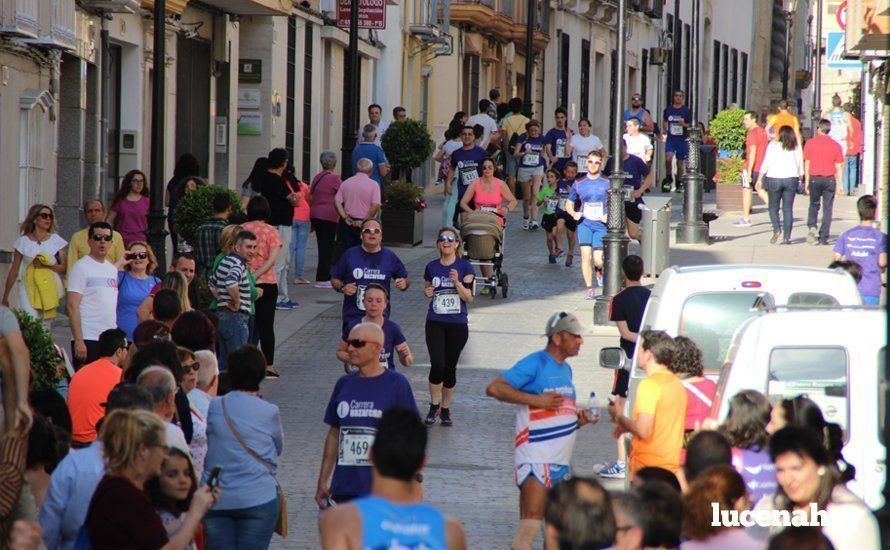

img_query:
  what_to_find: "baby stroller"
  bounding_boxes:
[460,210,508,298]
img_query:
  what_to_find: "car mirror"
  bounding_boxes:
[599,347,627,370]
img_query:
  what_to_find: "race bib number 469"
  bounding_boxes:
[338,426,376,467]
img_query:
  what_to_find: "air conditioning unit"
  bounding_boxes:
[83,0,141,13]
[648,47,668,65]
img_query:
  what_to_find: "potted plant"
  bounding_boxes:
[381,119,435,184]
[709,109,749,211]
[381,181,426,246]
[12,309,62,390]
[708,108,746,157]
[173,185,244,247]
[714,155,749,212]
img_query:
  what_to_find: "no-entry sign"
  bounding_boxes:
[337,0,387,30]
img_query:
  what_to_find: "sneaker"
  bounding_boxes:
[565,255,574,267]
[553,248,564,258]
[276,300,299,310]
[522,218,530,230]
[661,177,673,193]
[818,239,830,246]
[440,408,453,427]
[598,461,626,479]
[264,368,280,379]
[530,221,540,231]
[314,280,333,289]
[585,287,595,300]
[732,218,752,227]
[424,404,440,426]
[595,270,603,287]
[548,253,557,264]
[770,233,780,245]
[807,227,817,245]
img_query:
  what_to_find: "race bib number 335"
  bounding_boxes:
[338,426,376,467]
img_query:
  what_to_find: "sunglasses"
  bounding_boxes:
[38,212,54,220]
[437,235,456,243]
[91,234,113,242]
[182,362,200,372]
[586,158,603,164]
[126,252,149,260]
[631,97,642,101]
[362,227,381,235]
[347,339,379,349]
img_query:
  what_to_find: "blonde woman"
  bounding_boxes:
[116,241,161,341]
[85,409,219,548]
[2,204,67,320]
[160,272,192,314]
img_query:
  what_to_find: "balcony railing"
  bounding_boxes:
[0,0,41,38]
[22,0,76,50]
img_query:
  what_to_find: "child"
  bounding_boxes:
[555,162,580,267]
[834,195,887,305]
[147,448,201,550]
[536,169,562,263]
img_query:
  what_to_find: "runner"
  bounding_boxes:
[661,90,692,192]
[485,312,597,550]
[623,92,655,133]
[554,162,580,267]
[565,151,610,299]
[319,408,468,549]
[544,107,574,174]
[423,227,475,427]
[330,219,410,329]
[513,120,547,230]
[536,169,562,264]
[570,119,606,177]
[604,144,651,240]
[336,283,413,373]
[623,119,653,163]
[446,126,489,224]
[316,323,419,507]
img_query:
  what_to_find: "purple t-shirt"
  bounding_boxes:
[330,247,409,326]
[450,145,488,196]
[323,369,418,497]
[111,196,150,245]
[663,105,692,141]
[731,447,777,504]
[342,319,406,370]
[568,175,610,231]
[309,171,343,223]
[423,258,475,325]
[544,128,571,171]
[517,135,546,168]
[834,225,887,298]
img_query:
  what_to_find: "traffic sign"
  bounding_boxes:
[337,0,386,30]
[826,30,860,69]
[836,1,846,30]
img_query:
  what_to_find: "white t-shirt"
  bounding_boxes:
[623,133,653,161]
[571,134,606,170]
[761,141,803,179]
[67,256,119,340]
[467,113,499,148]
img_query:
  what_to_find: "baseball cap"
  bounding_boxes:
[545,312,584,337]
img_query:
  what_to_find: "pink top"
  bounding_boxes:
[289,180,311,222]
[682,377,718,431]
[241,221,282,285]
[309,171,342,223]
[335,173,381,219]
[472,178,505,226]
[111,196,150,245]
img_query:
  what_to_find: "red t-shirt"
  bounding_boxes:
[682,377,717,431]
[846,116,862,155]
[68,358,122,443]
[746,126,769,173]
[803,134,844,176]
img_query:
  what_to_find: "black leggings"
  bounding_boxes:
[253,283,279,365]
[312,218,338,282]
[425,320,469,388]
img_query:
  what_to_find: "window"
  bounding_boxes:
[641,48,648,112]
[787,293,839,306]
[666,13,676,99]
[678,292,775,374]
[580,39,590,119]
[559,32,570,110]
[730,48,738,104]
[768,347,849,432]
[721,43,729,110]
[684,23,691,95]
[740,52,749,108]
[302,24,313,181]
[711,41,721,118]
[463,55,480,113]
[19,93,48,220]
[285,16,297,167]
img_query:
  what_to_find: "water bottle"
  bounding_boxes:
[588,392,600,423]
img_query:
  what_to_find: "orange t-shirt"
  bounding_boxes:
[629,369,687,474]
[768,112,799,138]
[67,358,122,443]
[241,221,283,285]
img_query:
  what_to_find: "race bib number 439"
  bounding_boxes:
[433,292,461,315]
[338,426,376,467]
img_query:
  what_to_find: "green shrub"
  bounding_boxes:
[715,155,746,185]
[173,185,244,245]
[381,119,435,182]
[383,181,426,212]
[708,108,746,152]
[11,309,60,390]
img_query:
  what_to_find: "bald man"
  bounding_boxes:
[336,158,382,250]
[316,323,419,508]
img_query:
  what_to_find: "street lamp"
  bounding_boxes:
[147,0,168,273]
[811,0,823,138]
[782,0,796,100]
[593,0,629,326]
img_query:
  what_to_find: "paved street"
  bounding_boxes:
[260,187,865,548]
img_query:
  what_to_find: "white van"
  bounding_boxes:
[712,308,886,509]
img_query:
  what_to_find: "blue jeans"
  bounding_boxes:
[844,155,859,194]
[290,220,311,279]
[216,310,248,371]
[765,177,798,242]
[204,496,280,550]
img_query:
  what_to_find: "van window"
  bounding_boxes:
[767,347,848,433]
[787,293,840,306]
[880,347,887,446]
[678,292,774,373]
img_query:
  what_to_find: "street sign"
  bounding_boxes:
[836,1,846,29]
[337,0,386,30]
[826,30,861,69]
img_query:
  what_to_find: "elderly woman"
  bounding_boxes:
[203,345,283,550]
[309,151,342,289]
[116,241,161,341]
[85,409,218,549]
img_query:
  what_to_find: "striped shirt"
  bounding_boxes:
[209,253,251,314]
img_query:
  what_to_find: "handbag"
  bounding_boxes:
[221,398,287,538]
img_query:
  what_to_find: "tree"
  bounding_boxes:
[381,119,435,183]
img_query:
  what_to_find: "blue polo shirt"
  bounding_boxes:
[352,142,388,187]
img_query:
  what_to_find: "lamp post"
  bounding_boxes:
[523,0,536,117]
[675,0,708,245]
[782,1,795,100]
[148,0,168,272]
[811,0,823,138]
[340,0,361,179]
[593,0,629,326]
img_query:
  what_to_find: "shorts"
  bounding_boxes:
[517,165,544,183]
[515,463,571,489]
[611,368,630,398]
[541,213,558,232]
[506,152,520,177]
[555,211,578,232]
[743,171,759,189]
[625,201,642,224]
[577,224,605,248]
[665,139,688,160]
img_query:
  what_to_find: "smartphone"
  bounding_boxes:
[207,466,223,490]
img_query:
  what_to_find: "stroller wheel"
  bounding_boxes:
[500,273,509,298]
[490,279,497,299]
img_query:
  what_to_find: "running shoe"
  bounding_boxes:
[661,177,673,193]
[585,287,595,300]
[276,300,299,310]
[807,227,817,245]
[732,218,752,227]
[598,461,626,479]
[314,280,333,289]
[530,221,540,231]
[548,253,557,264]
[596,270,603,287]
[522,218,530,230]
[265,368,280,379]
[818,239,830,246]
[565,255,573,267]
[553,248,564,258]
[424,404,440,426]
[440,408,453,427]
[770,233,780,245]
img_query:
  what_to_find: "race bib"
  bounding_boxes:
[338,426,376,467]
[557,197,568,211]
[433,292,461,315]
[546,198,559,212]
[669,123,683,136]
[523,152,540,167]
[575,153,588,167]
[355,285,367,311]
[555,142,566,158]
[582,201,604,220]
[479,205,498,214]
[460,168,478,186]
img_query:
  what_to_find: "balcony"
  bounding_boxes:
[0,0,41,38]
[450,0,549,52]
[140,0,191,16]
[79,0,141,13]
[194,0,291,15]
[21,0,76,51]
